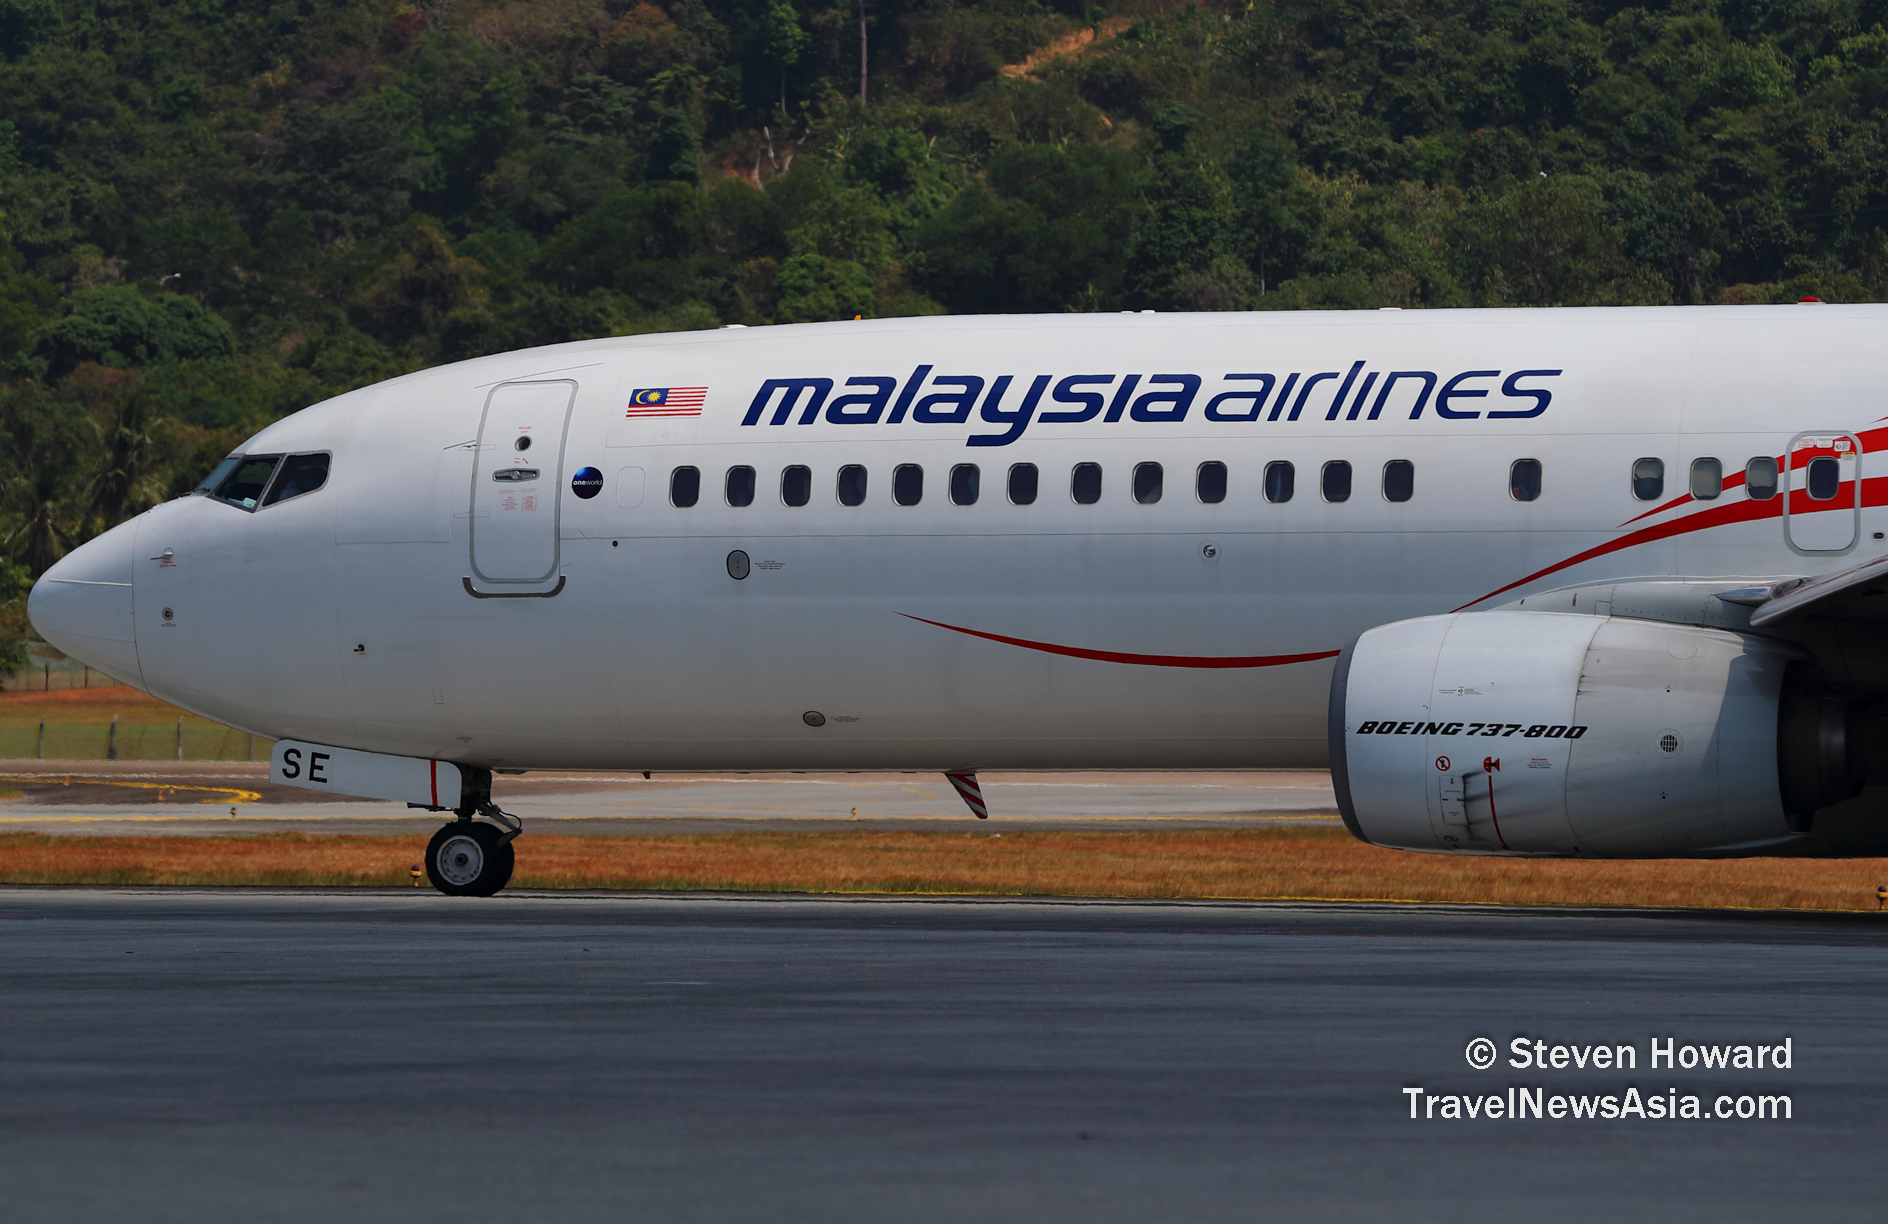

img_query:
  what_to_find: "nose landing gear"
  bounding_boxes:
[420,767,523,896]
[425,820,515,896]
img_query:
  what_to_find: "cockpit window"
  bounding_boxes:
[212,455,281,509]
[263,453,331,506]
[195,455,242,496]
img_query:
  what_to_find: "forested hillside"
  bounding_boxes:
[6,0,1888,660]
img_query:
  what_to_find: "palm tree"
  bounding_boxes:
[85,385,166,533]
[0,387,94,575]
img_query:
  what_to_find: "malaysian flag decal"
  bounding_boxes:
[626,387,707,418]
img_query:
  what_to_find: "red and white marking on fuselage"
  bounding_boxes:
[945,770,988,819]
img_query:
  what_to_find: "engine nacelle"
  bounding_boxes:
[1329,611,1827,857]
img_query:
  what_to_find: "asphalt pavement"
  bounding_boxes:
[0,890,1879,1222]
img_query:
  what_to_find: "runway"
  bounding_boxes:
[0,764,1340,834]
[0,890,1879,1222]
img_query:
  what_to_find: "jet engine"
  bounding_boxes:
[1328,611,1877,857]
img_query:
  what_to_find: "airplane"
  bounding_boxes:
[28,304,1888,894]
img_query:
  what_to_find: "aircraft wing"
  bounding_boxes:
[1746,554,1888,629]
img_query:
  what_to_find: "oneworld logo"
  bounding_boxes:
[739,363,1563,447]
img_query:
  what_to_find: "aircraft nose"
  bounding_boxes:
[27,519,144,691]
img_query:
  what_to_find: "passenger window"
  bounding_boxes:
[214,455,281,509]
[781,465,811,507]
[951,464,979,506]
[1807,455,1841,500]
[1745,456,1778,500]
[837,464,868,506]
[1196,461,1227,504]
[1322,460,1352,503]
[670,466,700,508]
[725,465,756,507]
[1382,459,1413,503]
[1631,457,1664,501]
[1689,458,1722,501]
[1071,462,1102,505]
[263,453,330,506]
[1511,458,1542,502]
[893,464,923,506]
[1008,463,1039,505]
[1133,462,1163,505]
[1264,461,1295,504]
[195,454,242,496]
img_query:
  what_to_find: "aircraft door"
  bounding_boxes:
[1783,432,1861,554]
[468,380,577,588]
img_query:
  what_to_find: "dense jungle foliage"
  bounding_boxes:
[6,0,1888,661]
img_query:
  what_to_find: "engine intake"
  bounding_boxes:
[1328,611,1842,857]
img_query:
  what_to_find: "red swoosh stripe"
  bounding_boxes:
[898,613,1340,669]
[1620,466,1750,526]
[1456,472,1888,611]
[1457,497,1780,611]
[1619,426,1886,528]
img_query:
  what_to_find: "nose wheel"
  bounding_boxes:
[425,821,515,896]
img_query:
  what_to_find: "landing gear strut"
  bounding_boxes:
[422,767,522,896]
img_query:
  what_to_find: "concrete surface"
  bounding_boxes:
[0,764,1341,834]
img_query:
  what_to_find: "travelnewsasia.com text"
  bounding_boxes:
[1402,1087,1791,1121]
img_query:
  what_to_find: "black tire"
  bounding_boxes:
[425,822,516,897]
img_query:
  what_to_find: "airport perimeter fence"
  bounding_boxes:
[4,644,111,693]
[0,721,274,762]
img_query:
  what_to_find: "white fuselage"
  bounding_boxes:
[30,306,1888,773]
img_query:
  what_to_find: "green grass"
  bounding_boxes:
[0,724,269,761]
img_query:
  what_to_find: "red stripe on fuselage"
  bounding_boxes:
[1620,426,1888,527]
[1620,468,1751,526]
[1456,471,1888,611]
[898,613,1340,669]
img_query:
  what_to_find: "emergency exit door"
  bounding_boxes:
[468,380,576,586]
[1784,432,1861,554]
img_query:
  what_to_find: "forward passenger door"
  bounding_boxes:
[467,380,577,590]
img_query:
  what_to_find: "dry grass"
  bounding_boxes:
[2,829,1886,912]
[0,685,203,725]
[999,16,1133,78]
